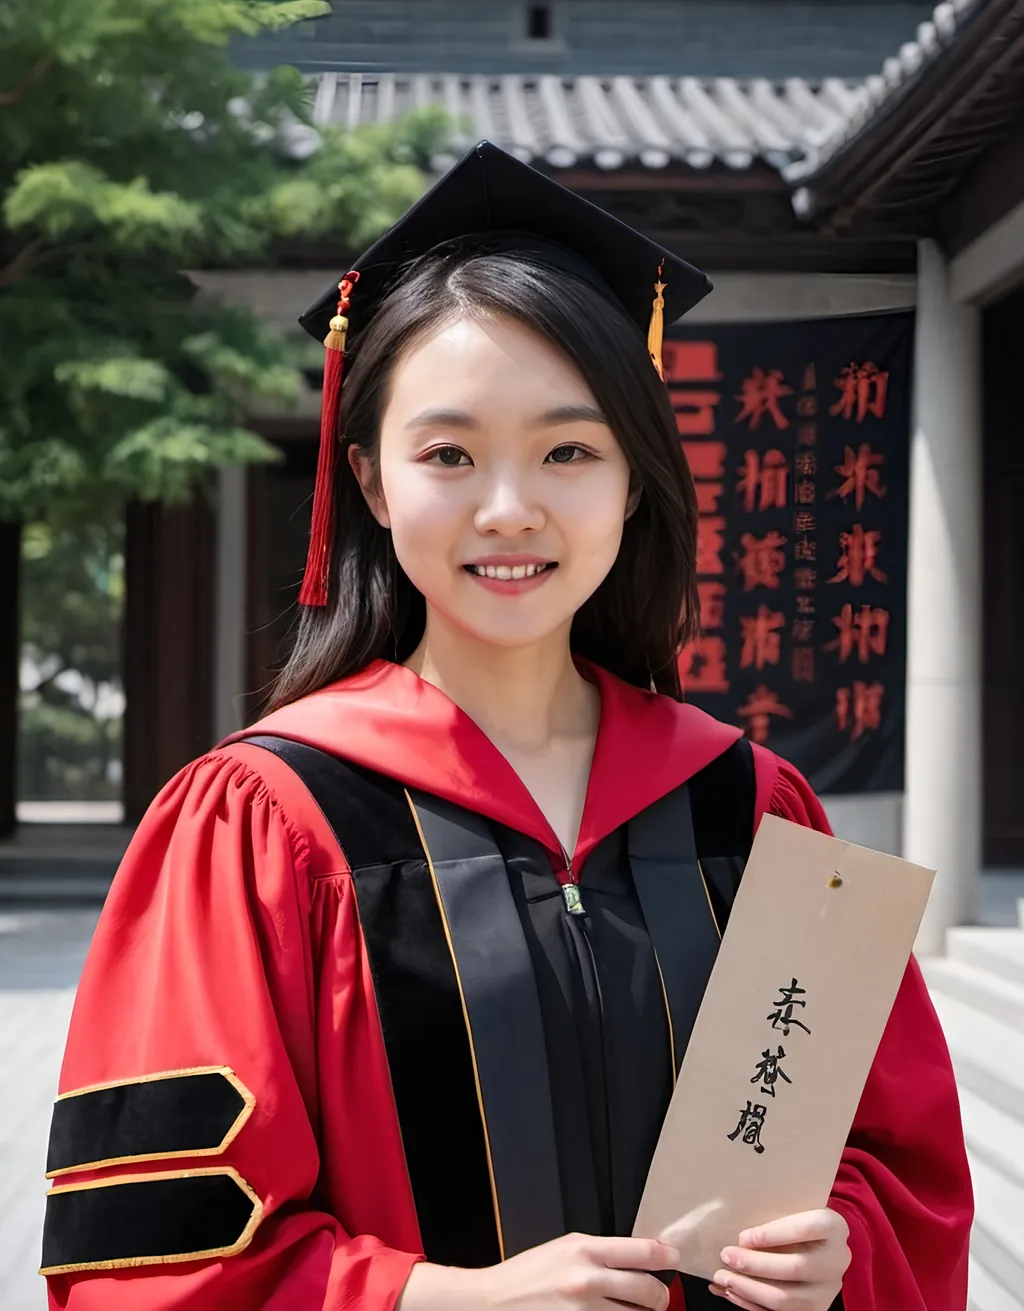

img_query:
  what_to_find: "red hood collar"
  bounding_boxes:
[225,660,742,866]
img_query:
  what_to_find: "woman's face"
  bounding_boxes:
[355,312,634,652]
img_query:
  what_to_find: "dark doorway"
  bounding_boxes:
[982,286,1024,866]
[245,439,317,722]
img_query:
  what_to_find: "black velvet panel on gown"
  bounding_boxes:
[243,736,843,1311]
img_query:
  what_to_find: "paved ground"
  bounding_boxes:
[0,911,99,1311]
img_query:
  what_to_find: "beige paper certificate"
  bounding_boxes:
[632,815,935,1279]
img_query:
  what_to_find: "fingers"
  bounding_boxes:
[719,1247,813,1283]
[598,1269,672,1309]
[592,1236,680,1271]
[711,1272,793,1310]
[738,1209,847,1250]
[709,1281,765,1311]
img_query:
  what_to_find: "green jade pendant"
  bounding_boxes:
[562,882,586,916]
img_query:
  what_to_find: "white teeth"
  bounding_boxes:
[468,563,550,579]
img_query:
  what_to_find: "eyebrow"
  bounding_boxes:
[535,403,608,428]
[404,408,479,431]
[404,402,608,431]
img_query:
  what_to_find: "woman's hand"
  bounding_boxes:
[709,1208,850,1310]
[398,1233,680,1310]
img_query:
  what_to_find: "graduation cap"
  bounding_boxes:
[298,139,712,606]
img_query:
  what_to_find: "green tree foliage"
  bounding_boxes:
[18,522,124,800]
[0,0,449,524]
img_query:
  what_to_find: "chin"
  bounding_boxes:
[420,593,574,651]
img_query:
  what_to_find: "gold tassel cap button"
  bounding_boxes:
[647,263,666,381]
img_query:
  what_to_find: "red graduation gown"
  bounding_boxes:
[44,660,972,1311]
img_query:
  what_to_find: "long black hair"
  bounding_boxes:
[267,244,700,710]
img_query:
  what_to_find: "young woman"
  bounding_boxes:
[42,144,972,1311]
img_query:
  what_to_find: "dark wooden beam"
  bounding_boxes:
[551,167,786,194]
[122,497,215,824]
[940,106,1024,255]
[805,0,1024,235]
[654,232,918,274]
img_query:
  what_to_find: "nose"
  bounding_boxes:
[472,468,546,537]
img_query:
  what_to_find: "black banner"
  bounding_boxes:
[666,312,913,794]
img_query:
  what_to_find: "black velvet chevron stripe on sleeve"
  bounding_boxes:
[40,1169,261,1275]
[46,1068,253,1176]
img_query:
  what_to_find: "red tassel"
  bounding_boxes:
[298,272,359,607]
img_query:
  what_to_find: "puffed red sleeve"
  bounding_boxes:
[43,752,423,1311]
[753,748,974,1311]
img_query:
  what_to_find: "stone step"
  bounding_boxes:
[0,875,112,907]
[948,927,1024,990]
[958,1087,1024,1190]
[970,1155,1024,1302]
[928,990,1024,1125]
[922,955,1024,1030]
[969,1255,1024,1311]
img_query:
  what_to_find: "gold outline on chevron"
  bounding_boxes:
[46,1066,255,1178]
[39,1165,263,1275]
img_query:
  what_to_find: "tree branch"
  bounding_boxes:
[0,54,55,107]
[0,237,44,288]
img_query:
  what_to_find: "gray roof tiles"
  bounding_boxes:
[311,70,835,172]
[302,0,983,184]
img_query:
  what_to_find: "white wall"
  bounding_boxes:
[822,793,903,857]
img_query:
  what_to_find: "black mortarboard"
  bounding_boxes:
[297,140,712,605]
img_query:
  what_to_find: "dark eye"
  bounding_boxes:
[546,444,589,465]
[428,446,470,467]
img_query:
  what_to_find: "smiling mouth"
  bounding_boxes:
[464,562,557,581]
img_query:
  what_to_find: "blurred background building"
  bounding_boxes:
[26,0,1017,940]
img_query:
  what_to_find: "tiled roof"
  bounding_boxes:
[305,71,868,174]
[784,0,984,187]
[299,1,985,190]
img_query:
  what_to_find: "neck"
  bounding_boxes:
[404,612,599,754]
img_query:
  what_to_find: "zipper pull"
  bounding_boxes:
[562,882,586,916]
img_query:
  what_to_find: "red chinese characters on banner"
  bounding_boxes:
[737,685,793,744]
[836,682,885,740]
[666,320,908,775]
[737,449,788,511]
[682,441,727,516]
[668,341,730,695]
[698,581,727,630]
[735,367,793,430]
[830,362,889,423]
[829,524,887,586]
[679,638,730,694]
[788,366,819,694]
[740,605,784,670]
[697,518,727,575]
[665,341,722,436]
[830,443,887,511]
[792,647,815,683]
[828,604,890,663]
[736,531,787,591]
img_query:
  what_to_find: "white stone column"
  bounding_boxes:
[905,239,983,955]
[213,464,248,742]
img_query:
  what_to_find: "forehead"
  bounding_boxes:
[385,313,595,412]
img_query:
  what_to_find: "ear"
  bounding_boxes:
[625,482,642,521]
[348,443,391,529]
